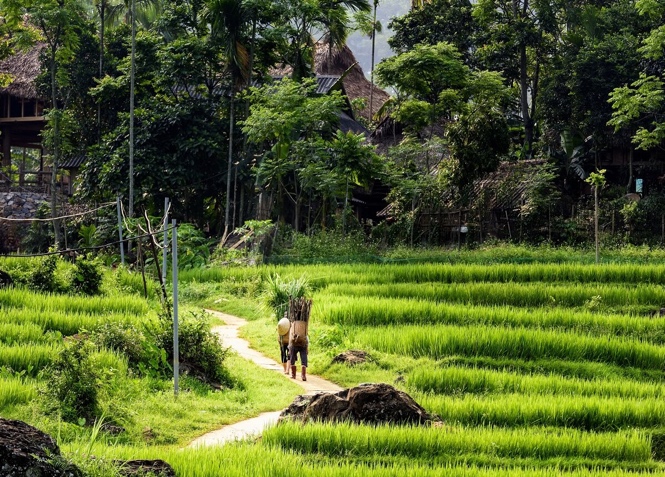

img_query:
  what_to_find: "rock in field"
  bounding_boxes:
[0,417,83,477]
[280,383,435,425]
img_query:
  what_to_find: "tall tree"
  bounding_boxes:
[206,0,251,241]
[375,42,510,203]
[473,0,556,157]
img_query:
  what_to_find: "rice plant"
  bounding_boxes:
[313,296,665,343]
[418,392,665,430]
[0,343,57,374]
[0,322,48,345]
[78,443,663,477]
[263,421,652,463]
[0,308,132,336]
[0,376,37,408]
[407,365,665,399]
[319,281,665,309]
[0,288,151,316]
[357,324,665,370]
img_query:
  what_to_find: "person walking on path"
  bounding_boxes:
[277,313,291,374]
[289,316,309,381]
[288,296,312,381]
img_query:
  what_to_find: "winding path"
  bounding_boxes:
[187,310,342,448]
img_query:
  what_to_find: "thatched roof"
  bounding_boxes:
[272,43,390,123]
[0,45,44,99]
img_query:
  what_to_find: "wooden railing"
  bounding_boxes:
[0,168,71,195]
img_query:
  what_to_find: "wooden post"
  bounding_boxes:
[457,210,462,250]
[1,127,10,169]
[505,210,512,239]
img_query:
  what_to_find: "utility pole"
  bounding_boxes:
[129,0,136,222]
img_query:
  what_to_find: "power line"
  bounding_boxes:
[1,225,177,258]
[0,202,116,223]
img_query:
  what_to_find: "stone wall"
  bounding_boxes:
[0,191,50,252]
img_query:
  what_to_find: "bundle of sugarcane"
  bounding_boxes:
[288,296,312,322]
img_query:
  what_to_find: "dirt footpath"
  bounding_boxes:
[187,310,342,448]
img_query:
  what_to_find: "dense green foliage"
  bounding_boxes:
[4,0,664,250]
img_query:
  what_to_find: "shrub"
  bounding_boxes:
[71,255,103,295]
[151,310,232,387]
[29,255,60,293]
[41,340,100,423]
[90,322,146,371]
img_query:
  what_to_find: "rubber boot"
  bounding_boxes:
[291,365,296,379]
[301,366,307,381]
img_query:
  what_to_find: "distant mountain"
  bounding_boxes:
[347,0,410,79]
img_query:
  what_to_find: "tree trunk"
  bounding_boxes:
[369,1,377,120]
[519,43,533,157]
[626,148,633,192]
[50,47,61,249]
[97,1,105,135]
[223,94,235,242]
[594,185,600,264]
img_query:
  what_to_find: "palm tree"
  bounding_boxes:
[319,0,371,73]
[368,0,381,120]
[206,0,251,243]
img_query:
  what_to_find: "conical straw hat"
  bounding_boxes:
[277,317,290,335]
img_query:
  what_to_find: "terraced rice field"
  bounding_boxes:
[178,260,665,475]
[6,255,665,476]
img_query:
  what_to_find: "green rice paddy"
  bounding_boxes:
[5,249,665,475]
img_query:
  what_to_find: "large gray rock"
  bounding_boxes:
[0,418,82,477]
[280,383,436,425]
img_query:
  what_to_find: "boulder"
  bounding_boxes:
[280,383,436,426]
[331,349,370,366]
[0,417,82,477]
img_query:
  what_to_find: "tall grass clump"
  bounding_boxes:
[263,273,310,318]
